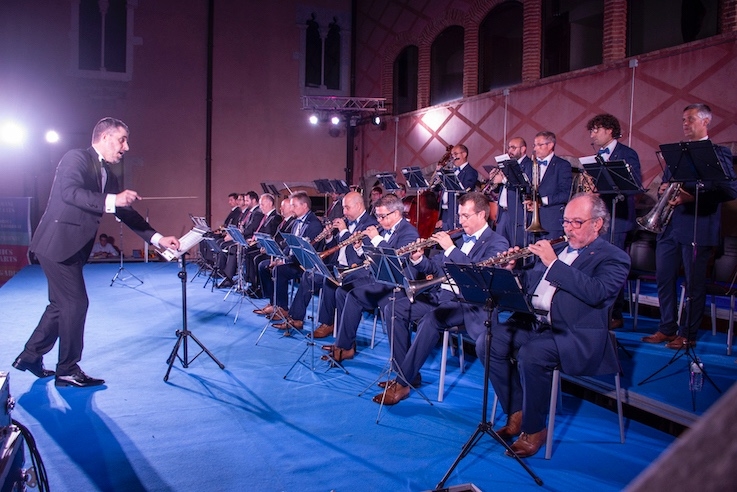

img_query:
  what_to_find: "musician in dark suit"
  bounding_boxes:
[247,199,294,297]
[489,193,630,458]
[642,104,737,349]
[495,137,533,248]
[438,144,479,230]
[375,193,509,405]
[524,131,572,240]
[274,191,378,333]
[219,193,282,289]
[324,194,419,362]
[13,118,180,388]
[255,191,323,319]
[587,114,642,328]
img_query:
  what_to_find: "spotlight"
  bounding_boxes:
[308,114,319,125]
[330,115,341,125]
[0,121,27,147]
[372,115,381,126]
[45,130,60,144]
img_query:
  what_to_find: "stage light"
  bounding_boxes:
[0,121,27,147]
[45,130,60,144]
[308,114,319,125]
[372,115,381,126]
[330,115,341,125]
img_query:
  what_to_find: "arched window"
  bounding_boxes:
[74,0,134,79]
[324,18,341,90]
[478,1,523,93]
[298,7,349,95]
[628,0,719,56]
[542,0,603,78]
[305,14,322,88]
[430,26,464,106]
[393,45,418,115]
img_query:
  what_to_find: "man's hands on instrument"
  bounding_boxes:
[528,239,557,266]
[670,187,693,206]
[115,189,141,207]
[160,236,180,250]
[270,258,285,268]
[365,225,380,239]
[433,231,454,250]
[410,238,424,262]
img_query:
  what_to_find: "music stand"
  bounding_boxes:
[360,246,433,422]
[581,155,644,242]
[330,179,350,195]
[439,169,465,230]
[221,226,251,321]
[638,140,729,409]
[401,166,430,190]
[161,220,225,380]
[253,233,292,345]
[434,265,543,489]
[496,156,532,247]
[280,233,348,378]
[110,218,143,288]
[375,172,401,192]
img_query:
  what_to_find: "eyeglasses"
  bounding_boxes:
[374,210,397,220]
[459,211,481,220]
[507,145,520,150]
[533,142,552,148]
[560,217,596,229]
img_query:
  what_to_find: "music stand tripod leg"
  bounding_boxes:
[435,301,543,489]
[163,254,225,381]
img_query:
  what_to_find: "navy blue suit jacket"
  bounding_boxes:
[521,236,630,375]
[536,155,572,237]
[31,147,157,262]
[323,211,379,267]
[660,143,737,246]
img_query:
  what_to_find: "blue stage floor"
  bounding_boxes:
[1,262,734,491]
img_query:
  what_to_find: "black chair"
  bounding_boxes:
[626,231,657,331]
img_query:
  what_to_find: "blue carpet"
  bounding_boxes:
[1,262,729,491]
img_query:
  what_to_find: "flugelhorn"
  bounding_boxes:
[394,227,464,256]
[331,260,371,286]
[404,236,567,302]
[525,155,547,233]
[637,182,682,234]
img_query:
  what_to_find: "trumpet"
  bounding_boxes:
[404,236,567,302]
[525,155,547,233]
[395,227,464,256]
[480,166,503,195]
[637,182,682,234]
[319,230,366,259]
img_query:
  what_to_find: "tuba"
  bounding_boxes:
[525,155,547,233]
[637,182,682,234]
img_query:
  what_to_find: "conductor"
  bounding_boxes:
[12,117,180,388]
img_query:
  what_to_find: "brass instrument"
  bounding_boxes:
[637,182,682,234]
[405,236,567,302]
[394,227,464,256]
[525,155,547,233]
[571,168,597,195]
[319,230,366,259]
[332,260,372,286]
[429,144,455,188]
[480,166,503,196]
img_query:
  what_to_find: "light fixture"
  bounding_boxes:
[45,130,60,144]
[372,115,381,126]
[0,121,27,147]
[308,114,319,125]
[330,115,341,125]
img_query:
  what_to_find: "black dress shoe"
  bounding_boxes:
[55,370,105,388]
[12,357,55,378]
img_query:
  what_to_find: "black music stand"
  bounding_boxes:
[281,234,348,378]
[360,246,433,422]
[199,237,225,290]
[375,172,401,192]
[582,155,644,242]
[497,157,533,246]
[110,217,143,288]
[164,251,225,381]
[330,179,351,194]
[401,166,433,227]
[638,140,729,410]
[439,170,465,230]
[253,234,291,345]
[435,264,543,489]
[222,226,251,321]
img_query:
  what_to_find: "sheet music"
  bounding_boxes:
[159,227,208,261]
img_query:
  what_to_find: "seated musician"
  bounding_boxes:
[273,191,378,332]
[488,193,629,458]
[246,199,295,298]
[322,194,419,362]
[216,191,263,287]
[254,191,323,319]
[219,193,282,289]
[372,192,508,405]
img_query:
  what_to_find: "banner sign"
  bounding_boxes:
[0,197,31,286]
